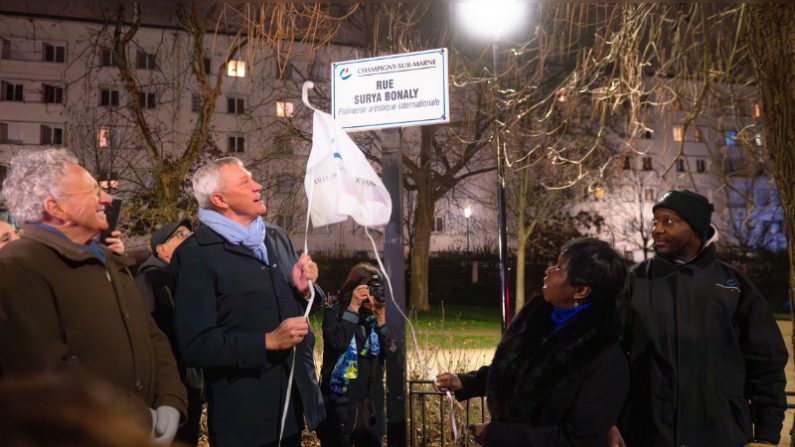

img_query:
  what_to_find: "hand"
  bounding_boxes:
[607,425,625,447]
[469,423,489,445]
[151,405,180,444]
[348,284,372,313]
[265,316,309,350]
[291,253,318,293]
[103,230,125,255]
[368,296,386,326]
[434,372,462,393]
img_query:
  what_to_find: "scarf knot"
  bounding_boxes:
[198,209,269,264]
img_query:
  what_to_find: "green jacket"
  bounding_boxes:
[0,224,187,429]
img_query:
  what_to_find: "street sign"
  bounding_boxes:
[331,48,449,132]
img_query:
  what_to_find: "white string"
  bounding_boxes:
[363,225,460,444]
[278,168,317,446]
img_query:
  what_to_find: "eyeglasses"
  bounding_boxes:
[168,229,192,241]
[651,216,683,229]
[58,184,103,201]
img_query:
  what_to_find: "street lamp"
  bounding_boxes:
[464,206,473,255]
[458,2,528,334]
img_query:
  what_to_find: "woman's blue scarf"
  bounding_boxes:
[329,316,381,394]
[550,303,591,331]
[198,208,269,264]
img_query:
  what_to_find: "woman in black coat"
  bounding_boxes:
[316,263,389,447]
[435,238,629,447]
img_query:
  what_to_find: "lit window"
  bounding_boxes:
[672,125,684,142]
[97,127,113,149]
[276,101,294,117]
[753,103,761,119]
[754,133,763,147]
[227,60,246,78]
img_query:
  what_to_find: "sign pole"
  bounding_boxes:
[382,127,407,446]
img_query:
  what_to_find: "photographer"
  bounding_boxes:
[317,263,389,447]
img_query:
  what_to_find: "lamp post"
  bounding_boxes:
[464,206,472,255]
[458,2,527,334]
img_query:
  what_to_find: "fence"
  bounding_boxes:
[408,380,489,447]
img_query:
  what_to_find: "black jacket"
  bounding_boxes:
[619,244,788,446]
[135,256,177,346]
[455,296,628,447]
[172,222,325,447]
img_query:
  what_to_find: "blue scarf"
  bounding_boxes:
[198,209,269,264]
[550,303,591,331]
[35,223,106,264]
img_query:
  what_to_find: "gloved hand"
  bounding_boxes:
[150,405,180,444]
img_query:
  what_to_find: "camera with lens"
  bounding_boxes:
[366,273,385,303]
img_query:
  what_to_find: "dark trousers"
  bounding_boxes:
[316,395,382,447]
[262,433,301,447]
[174,386,203,446]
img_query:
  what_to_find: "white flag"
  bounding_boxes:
[305,110,392,227]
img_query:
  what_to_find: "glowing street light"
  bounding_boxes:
[458,1,528,334]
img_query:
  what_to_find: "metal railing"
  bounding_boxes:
[408,380,489,447]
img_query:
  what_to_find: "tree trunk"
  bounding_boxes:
[746,6,795,444]
[515,166,530,312]
[409,185,434,311]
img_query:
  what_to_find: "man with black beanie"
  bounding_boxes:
[609,189,788,447]
[135,220,203,446]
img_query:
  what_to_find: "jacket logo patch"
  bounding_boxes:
[715,278,740,292]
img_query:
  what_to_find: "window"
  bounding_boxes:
[100,47,115,66]
[2,81,23,101]
[725,130,737,146]
[43,43,65,63]
[227,97,245,114]
[101,88,120,107]
[227,60,246,77]
[753,103,762,119]
[696,159,706,173]
[40,125,63,145]
[623,219,638,235]
[0,122,21,143]
[98,172,119,191]
[138,92,156,109]
[676,158,686,172]
[753,133,763,147]
[274,135,293,154]
[642,157,652,171]
[671,99,681,111]
[97,127,115,149]
[276,101,294,117]
[672,125,684,142]
[432,216,444,233]
[191,93,202,112]
[136,50,156,70]
[693,127,703,142]
[228,136,245,153]
[643,188,656,202]
[42,84,64,104]
[622,156,632,170]
[203,57,211,74]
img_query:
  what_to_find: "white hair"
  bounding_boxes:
[191,157,246,209]
[2,149,78,223]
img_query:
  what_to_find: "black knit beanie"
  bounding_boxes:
[652,190,714,239]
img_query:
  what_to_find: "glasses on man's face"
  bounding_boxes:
[168,229,192,241]
[58,184,103,201]
[651,216,682,230]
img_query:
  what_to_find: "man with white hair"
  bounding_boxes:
[0,149,186,443]
[172,157,325,447]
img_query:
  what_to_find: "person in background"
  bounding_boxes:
[317,262,389,447]
[0,149,186,444]
[435,238,628,447]
[0,220,19,249]
[172,157,324,447]
[136,220,202,446]
[609,190,788,447]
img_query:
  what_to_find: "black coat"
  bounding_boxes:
[456,296,628,447]
[619,245,788,446]
[172,222,325,447]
